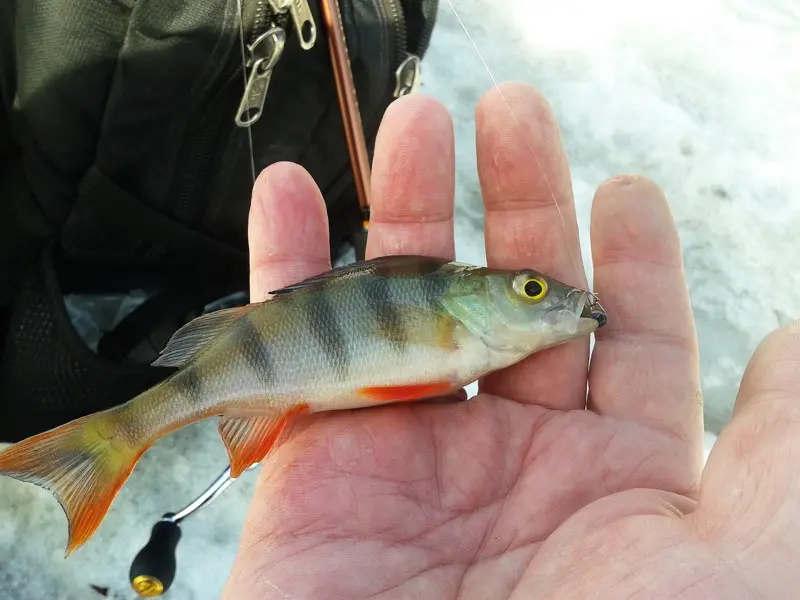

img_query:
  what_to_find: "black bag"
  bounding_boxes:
[0,0,439,442]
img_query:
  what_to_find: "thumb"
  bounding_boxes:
[692,320,800,578]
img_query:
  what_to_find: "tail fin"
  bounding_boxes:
[0,406,149,556]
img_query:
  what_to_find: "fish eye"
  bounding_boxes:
[514,275,549,302]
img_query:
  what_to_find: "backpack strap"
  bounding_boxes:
[0,0,441,443]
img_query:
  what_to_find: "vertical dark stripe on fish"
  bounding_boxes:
[422,272,448,309]
[176,368,204,402]
[362,276,406,352]
[303,289,348,380]
[239,316,276,386]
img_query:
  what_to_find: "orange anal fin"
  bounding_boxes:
[358,382,453,403]
[218,404,309,478]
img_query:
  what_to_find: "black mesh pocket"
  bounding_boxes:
[0,246,168,443]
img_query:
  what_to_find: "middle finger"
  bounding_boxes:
[365,94,456,260]
[476,82,591,411]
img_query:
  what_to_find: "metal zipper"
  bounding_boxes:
[416,11,436,57]
[268,0,317,49]
[383,0,421,97]
[393,53,420,96]
[235,0,317,128]
[170,0,321,223]
[234,28,287,127]
[384,0,408,67]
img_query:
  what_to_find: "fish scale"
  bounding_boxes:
[0,254,605,555]
[226,270,463,407]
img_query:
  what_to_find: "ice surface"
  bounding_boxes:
[427,0,800,431]
[0,1,796,598]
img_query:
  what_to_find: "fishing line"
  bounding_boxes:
[235,0,257,184]
[444,0,584,284]
[233,0,583,283]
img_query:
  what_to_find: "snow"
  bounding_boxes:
[1,1,797,597]
[426,0,800,432]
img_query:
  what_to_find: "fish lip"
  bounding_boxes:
[579,292,607,328]
[544,290,601,336]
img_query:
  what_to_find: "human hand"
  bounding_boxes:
[223,82,800,599]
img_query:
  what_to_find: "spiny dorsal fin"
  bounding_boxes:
[268,255,456,297]
[152,304,259,368]
[218,404,309,477]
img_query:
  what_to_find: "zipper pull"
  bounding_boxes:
[235,27,286,128]
[268,0,317,50]
[393,53,421,98]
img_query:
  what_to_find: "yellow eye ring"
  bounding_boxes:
[517,276,548,301]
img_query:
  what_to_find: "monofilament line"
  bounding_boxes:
[236,0,257,184]
[444,0,583,284]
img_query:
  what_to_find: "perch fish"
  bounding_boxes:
[0,255,606,555]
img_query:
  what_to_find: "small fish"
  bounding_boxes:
[0,255,606,555]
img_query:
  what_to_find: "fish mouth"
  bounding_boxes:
[544,290,606,337]
[579,292,607,328]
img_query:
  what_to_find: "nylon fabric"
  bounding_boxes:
[0,0,439,443]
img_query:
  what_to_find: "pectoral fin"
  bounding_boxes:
[372,305,462,351]
[218,404,309,477]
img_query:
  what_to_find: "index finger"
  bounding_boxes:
[476,82,591,411]
[248,162,332,300]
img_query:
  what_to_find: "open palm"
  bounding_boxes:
[223,83,800,599]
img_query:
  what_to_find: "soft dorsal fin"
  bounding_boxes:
[268,255,454,297]
[152,304,259,368]
[218,404,309,477]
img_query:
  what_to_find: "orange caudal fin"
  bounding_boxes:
[358,382,454,402]
[218,404,310,477]
[0,405,149,556]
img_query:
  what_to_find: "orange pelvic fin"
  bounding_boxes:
[218,404,309,477]
[0,406,148,556]
[358,382,453,402]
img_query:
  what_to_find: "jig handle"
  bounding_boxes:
[129,517,182,597]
